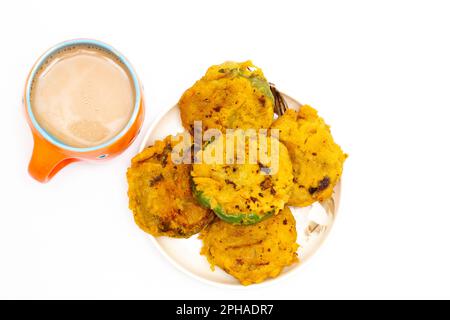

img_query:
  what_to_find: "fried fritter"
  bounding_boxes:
[179,61,274,134]
[127,134,214,238]
[271,106,347,207]
[191,132,293,225]
[200,206,299,286]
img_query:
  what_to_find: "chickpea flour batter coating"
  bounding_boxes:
[191,133,294,225]
[200,206,299,286]
[179,61,274,134]
[271,106,347,207]
[127,134,214,238]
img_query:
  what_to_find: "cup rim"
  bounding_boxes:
[25,38,142,153]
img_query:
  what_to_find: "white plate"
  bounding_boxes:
[139,93,340,287]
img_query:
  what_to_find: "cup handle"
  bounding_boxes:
[28,137,78,183]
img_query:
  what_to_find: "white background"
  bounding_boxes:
[1,0,449,299]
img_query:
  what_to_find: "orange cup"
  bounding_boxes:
[24,39,145,183]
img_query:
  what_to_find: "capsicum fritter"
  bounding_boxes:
[127,134,214,238]
[271,106,347,207]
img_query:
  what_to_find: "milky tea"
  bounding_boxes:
[30,44,136,148]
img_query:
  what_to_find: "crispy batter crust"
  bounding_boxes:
[271,106,347,207]
[200,207,299,286]
[127,135,214,238]
[191,133,293,224]
[179,61,274,134]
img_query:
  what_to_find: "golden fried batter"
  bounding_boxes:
[271,106,347,207]
[179,61,274,134]
[200,207,299,286]
[127,134,214,238]
[191,133,293,225]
